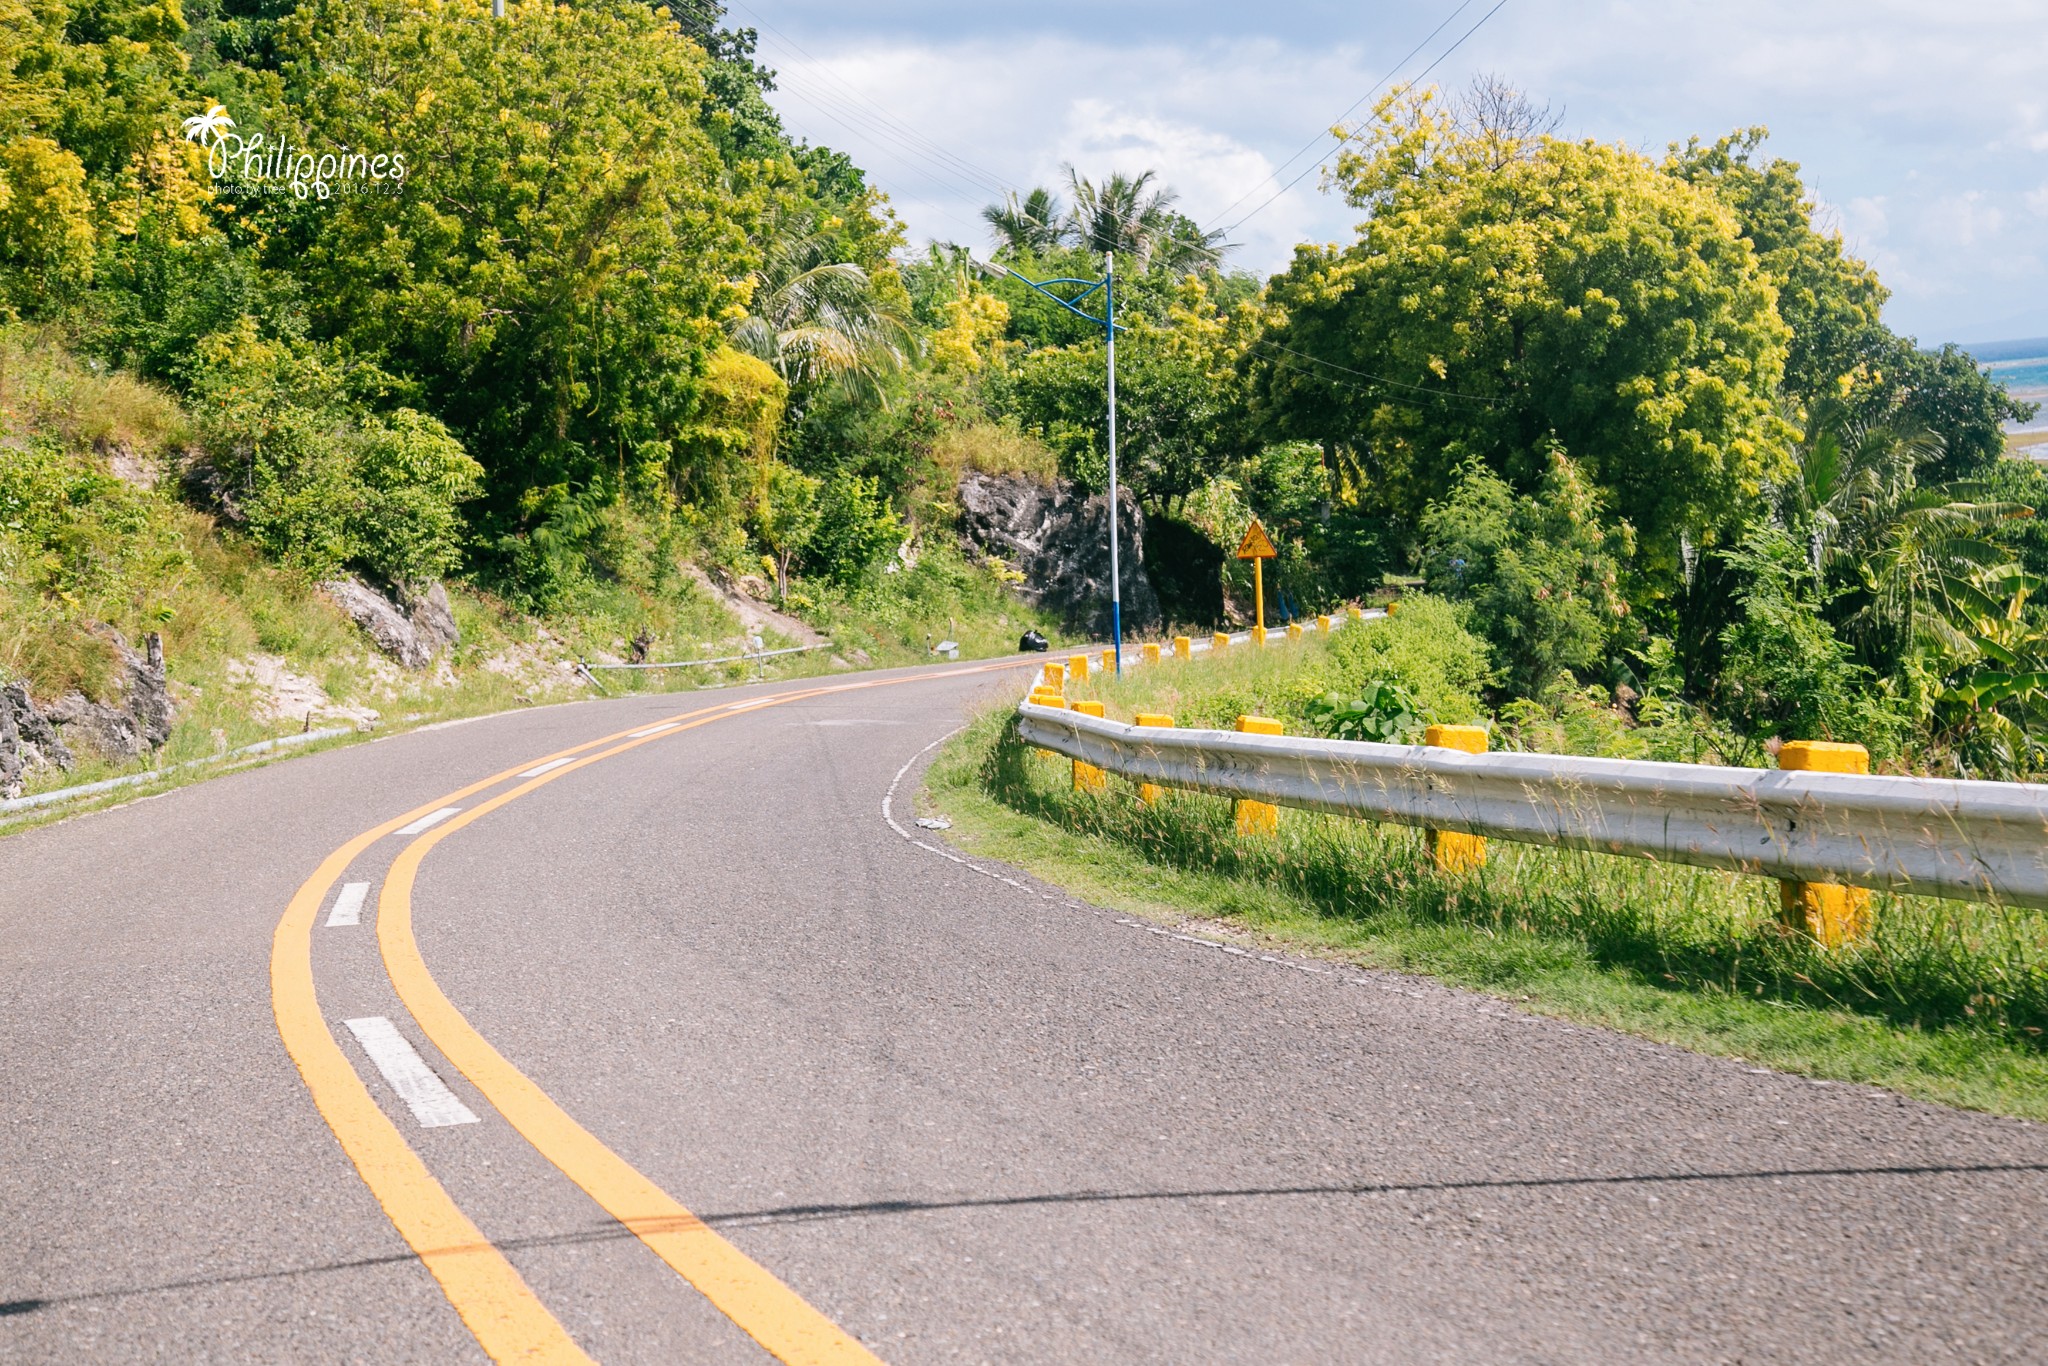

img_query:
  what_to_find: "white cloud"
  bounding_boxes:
[1922,192,2006,247]
[755,1,2048,339]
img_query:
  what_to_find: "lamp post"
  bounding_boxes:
[978,252,1125,673]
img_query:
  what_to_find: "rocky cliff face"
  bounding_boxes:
[320,578,461,669]
[956,472,1162,639]
[1,629,173,799]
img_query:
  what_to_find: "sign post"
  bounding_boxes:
[1236,520,1278,639]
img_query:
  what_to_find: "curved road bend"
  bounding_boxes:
[3,656,2046,1363]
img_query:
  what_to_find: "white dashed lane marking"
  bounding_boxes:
[394,807,461,836]
[343,1016,480,1129]
[325,881,370,928]
[517,757,575,778]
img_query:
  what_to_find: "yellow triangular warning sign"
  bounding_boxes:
[1236,519,1277,560]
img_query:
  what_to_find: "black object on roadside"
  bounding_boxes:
[1019,630,1049,653]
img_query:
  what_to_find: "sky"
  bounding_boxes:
[728,0,2048,347]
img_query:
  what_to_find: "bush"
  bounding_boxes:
[187,320,480,585]
[1715,528,1914,758]
[1320,594,1493,725]
[350,409,483,585]
[1419,452,1636,698]
[804,472,901,585]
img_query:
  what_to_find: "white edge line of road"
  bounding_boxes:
[877,725,1635,1026]
[342,1016,480,1128]
[326,881,371,928]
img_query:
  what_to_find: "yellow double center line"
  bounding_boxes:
[272,661,1033,1362]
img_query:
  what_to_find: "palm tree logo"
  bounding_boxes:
[181,104,235,146]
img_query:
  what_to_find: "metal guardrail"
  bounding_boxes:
[1015,702,2048,910]
[0,725,360,819]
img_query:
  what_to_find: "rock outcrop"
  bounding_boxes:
[321,577,461,669]
[44,629,174,762]
[1,630,172,796]
[956,471,1162,638]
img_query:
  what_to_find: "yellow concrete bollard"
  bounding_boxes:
[1142,642,1161,665]
[1102,648,1115,673]
[1386,601,1400,617]
[1135,712,1174,804]
[1776,741,1873,947]
[1424,723,1488,872]
[1070,700,1107,792]
[1042,661,1065,689]
[1348,605,1364,620]
[1067,653,1089,683]
[1251,625,1268,648]
[1173,636,1192,660]
[1233,714,1284,837]
[1317,615,1332,633]
[1287,622,1304,642]
[1212,632,1230,652]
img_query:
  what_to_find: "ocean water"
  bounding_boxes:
[1987,353,2048,435]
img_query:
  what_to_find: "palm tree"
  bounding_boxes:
[981,188,1067,256]
[1061,167,1229,272]
[728,208,912,401]
[1782,406,2031,671]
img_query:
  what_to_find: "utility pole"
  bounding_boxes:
[1103,250,1121,674]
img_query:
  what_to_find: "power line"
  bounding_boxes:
[727,0,1018,202]
[1209,0,1478,223]
[1246,337,1501,407]
[1220,0,1513,236]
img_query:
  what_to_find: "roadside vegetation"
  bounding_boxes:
[3,4,2042,816]
[929,627,2048,1118]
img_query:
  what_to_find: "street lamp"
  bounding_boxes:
[976,252,1125,673]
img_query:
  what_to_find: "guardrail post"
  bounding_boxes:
[1173,636,1191,660]
[1251,625,1268,647]
[1134,712,1173,804]
[1142,642,1161,665]
[1234,715,1283,836]
[1101,648,1114,673]
[1386,601,1400,618]
[1026,690,1065,756]
[1776,740,1873,947]
[1317,615,1332,633]
[1067,653,1088,682]
[1042,661,1065,691]
[1348,605,1363,621]
[1070,701,1107,792]
[1212,632,1230,652]
[1424,723,1488,871]
[1287,622,1304,642]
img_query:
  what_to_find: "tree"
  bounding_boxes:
[750,460,819,599]
[1671,129,2036,482]
[993,328,1239,513]
[1062,166,1225,273]
[729,205,912,405]
[1258,83,1793,584]
[982,187,1066,256]
[268,0,759,540]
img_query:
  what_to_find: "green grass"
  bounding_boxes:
[925,667,2048,1120]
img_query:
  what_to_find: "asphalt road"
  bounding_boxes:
[3,655,2046,1363]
